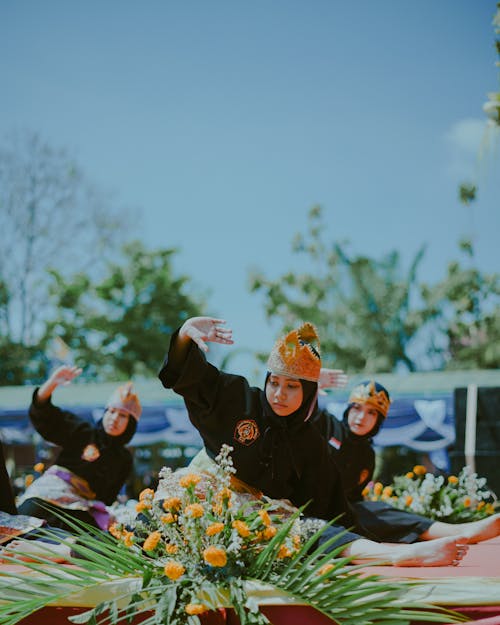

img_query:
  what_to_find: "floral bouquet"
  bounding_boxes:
[0,447,463,625]
[363,465,498,522]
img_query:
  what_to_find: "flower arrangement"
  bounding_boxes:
[363,465,498,522]
[0,446,462,625]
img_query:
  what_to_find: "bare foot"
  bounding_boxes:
[457,513,500,544]
[2,539,71,563]
[391,536,469,567]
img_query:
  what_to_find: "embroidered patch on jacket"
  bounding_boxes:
[81,444,100,462]
[328,436,342,450]
[234,419,260,446]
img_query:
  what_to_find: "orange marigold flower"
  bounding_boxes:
[163,497,182,512]
[277,544,292,559]
[161,513,177,524]
[136,501,150,513]
[166,544,178,554]
[382,486,393,497]
[447,475,459,485]
[232,520,250,538]
[477,501,485,510]
[485,504,495,514]
[292,534,301,549]
[164,560,185,580]
[361,486,370,497]
[185,604,207,615]
[413,465,426,476]
[318,563,334,575]
[405,472,414,479]
[123,531,134,548]
[216,487,232,501]
[184,503,204,518]
[34,462,45,473]
[263,526,277,540]
[258,510,272,527]
[373,482,383,496]
[206,522,225,536]
[25,475,34,487]
[405,495,413,506]
[463,497,472,508]
[139,488,155,501]
[143,531,161,551]
[203,546,227,567]
[179,473,202,488]
[109,523,122,539]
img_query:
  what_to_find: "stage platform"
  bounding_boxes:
[1,537,499,625]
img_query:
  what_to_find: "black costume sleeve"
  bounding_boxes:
[29,389,93,448]
[0,441,17,514]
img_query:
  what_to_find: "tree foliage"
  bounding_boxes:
[44,242,205,380]
[250,206,500,373]
[0,131,134,384]
[250,206,427,373]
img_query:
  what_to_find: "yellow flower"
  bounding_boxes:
[382,486,393,497]
[292,534,301,549]
[413,465,426,476]
[277,544,292,559]
[179,473,202,488]
[184,503,204,518]
[203,546,227,567]
[25,474,34,487]
[139,488,155,501]
[185,604,207,615]
[373,482,383,496]
[143,531,161,551]
[123,531,134,548]
[232,520,250,538]
[361,486,370,497]
[216,487,232,501]
[206,522,225,536]
[463,497,472,508]
[164,560,185,580]
[161,513,177,524]
[34,462,45,473]
[405,472,414,479]
[447,475,459,484]
[405,495,413,506]
[485,504,495,515]
[163,497,182,512]
[258,509,272,526]
[318,563,334,575]
[166,544,178,554]
[477,501,485,510]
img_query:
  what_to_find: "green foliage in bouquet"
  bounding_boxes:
[364,465,498,522]
[0,447,464,625]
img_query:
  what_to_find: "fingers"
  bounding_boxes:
[452,541,469,566]
[319,368,348,390]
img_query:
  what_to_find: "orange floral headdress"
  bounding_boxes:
[107,381,142,421]
[348,380,391,418]
[267,322,321,382]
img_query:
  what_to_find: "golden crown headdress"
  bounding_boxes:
[267,322,321,382]
[348,380,391,418]
[107,381,142,421]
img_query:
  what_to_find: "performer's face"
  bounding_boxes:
[266,374,303,416]
[347,402,379,436]
[103,407,130,436]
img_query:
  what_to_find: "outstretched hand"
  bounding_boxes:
[318,368,348,392]
[48,365,83,388]
[179,317,234,353]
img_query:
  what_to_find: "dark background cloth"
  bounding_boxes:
[0,440,17,514]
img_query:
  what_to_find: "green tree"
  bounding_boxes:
[250,206,427,373]
[45,242,205,380]
[0,131,129,384]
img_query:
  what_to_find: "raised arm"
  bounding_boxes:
[36,365,83,403]
[168,316,233,368]
[318,368,348,392]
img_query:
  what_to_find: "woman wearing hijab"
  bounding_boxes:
[17,366,141,532]
[315,378,500,544]
[158,316,468,566]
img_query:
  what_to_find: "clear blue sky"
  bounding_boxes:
[1,1,499,378]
